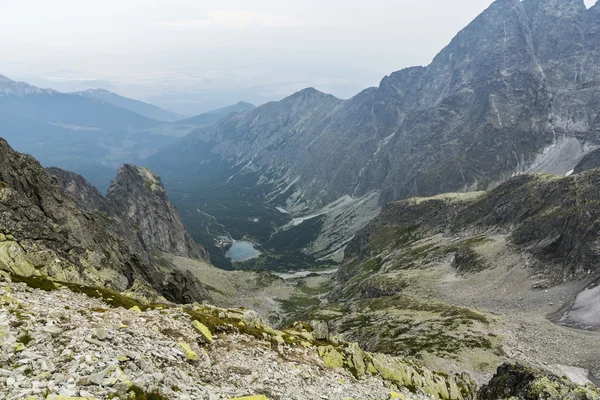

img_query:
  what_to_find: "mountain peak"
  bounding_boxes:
[107,163,208,261]
[77,88,114,97]
[282,87,340,104]
[235,100,255,108]
[0,74,14,84]
[294,87,326,97]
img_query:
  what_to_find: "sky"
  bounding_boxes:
[0,0,597,114]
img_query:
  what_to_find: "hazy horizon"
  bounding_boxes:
[1,0,597,114]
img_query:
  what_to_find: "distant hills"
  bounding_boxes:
[0,74,253,192]
[74,88,184,122]
[177,101,255,126]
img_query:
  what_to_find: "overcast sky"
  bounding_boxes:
[0,0,597,114]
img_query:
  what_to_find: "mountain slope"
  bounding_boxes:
[147,0,600,266]
[302,170,600,383]
[75,88,183,122]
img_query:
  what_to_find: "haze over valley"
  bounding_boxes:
[2,1,600,399]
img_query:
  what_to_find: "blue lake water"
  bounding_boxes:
[225,241,262,262]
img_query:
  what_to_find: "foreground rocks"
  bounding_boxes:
[0,274,435,400]
[478,363,600,400]
[1,272,598,399]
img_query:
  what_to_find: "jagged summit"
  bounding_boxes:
[106,164,208,261]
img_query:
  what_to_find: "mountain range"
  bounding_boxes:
[74,88,184,122]
[146,0,600,269]
[3,0,600,397]
[0,74,254,192]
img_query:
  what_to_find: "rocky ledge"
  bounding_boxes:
[2,272,599,399]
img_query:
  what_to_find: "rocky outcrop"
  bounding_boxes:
[49,164,207,262]
[574,148,600,174]
[0,138,210,303]
[479,363,600,400]
[106,164,207,261]
[0,138,144,291]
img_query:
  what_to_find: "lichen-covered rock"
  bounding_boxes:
[177,342,199,361]
[315,342,476,399]
[230,396,270,400]
[318,345,345,369]
[192,320,213,343]
[308,320,329,340]
[478,363,600,400]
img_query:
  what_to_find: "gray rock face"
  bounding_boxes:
[48,164,212,303]
[0,138,211,303]
[106,164,208,261]
[49,164,208,262]
[0,138,141,290]
[150,0,600,215]
[46,167,112,214]
[573,147,600,173]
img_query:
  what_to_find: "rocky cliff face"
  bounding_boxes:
[147,0,600,262]
[0,139,142,291]
[0,138,211,303]
[574,148,600,173]
[106,164,208,261]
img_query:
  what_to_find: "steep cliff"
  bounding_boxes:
[0,138,210,303]
[0,139,143,291]
[106,164,208,260]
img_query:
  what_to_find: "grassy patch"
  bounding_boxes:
[368,294,488,323]
[10,274,158,311]
[120,385,170,400]
[17,331,34,346]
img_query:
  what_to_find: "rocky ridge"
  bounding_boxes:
[0,138,210,304]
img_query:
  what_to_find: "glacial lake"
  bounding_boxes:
[225,241,262,262]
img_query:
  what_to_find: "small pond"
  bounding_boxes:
[225,241,262,262]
